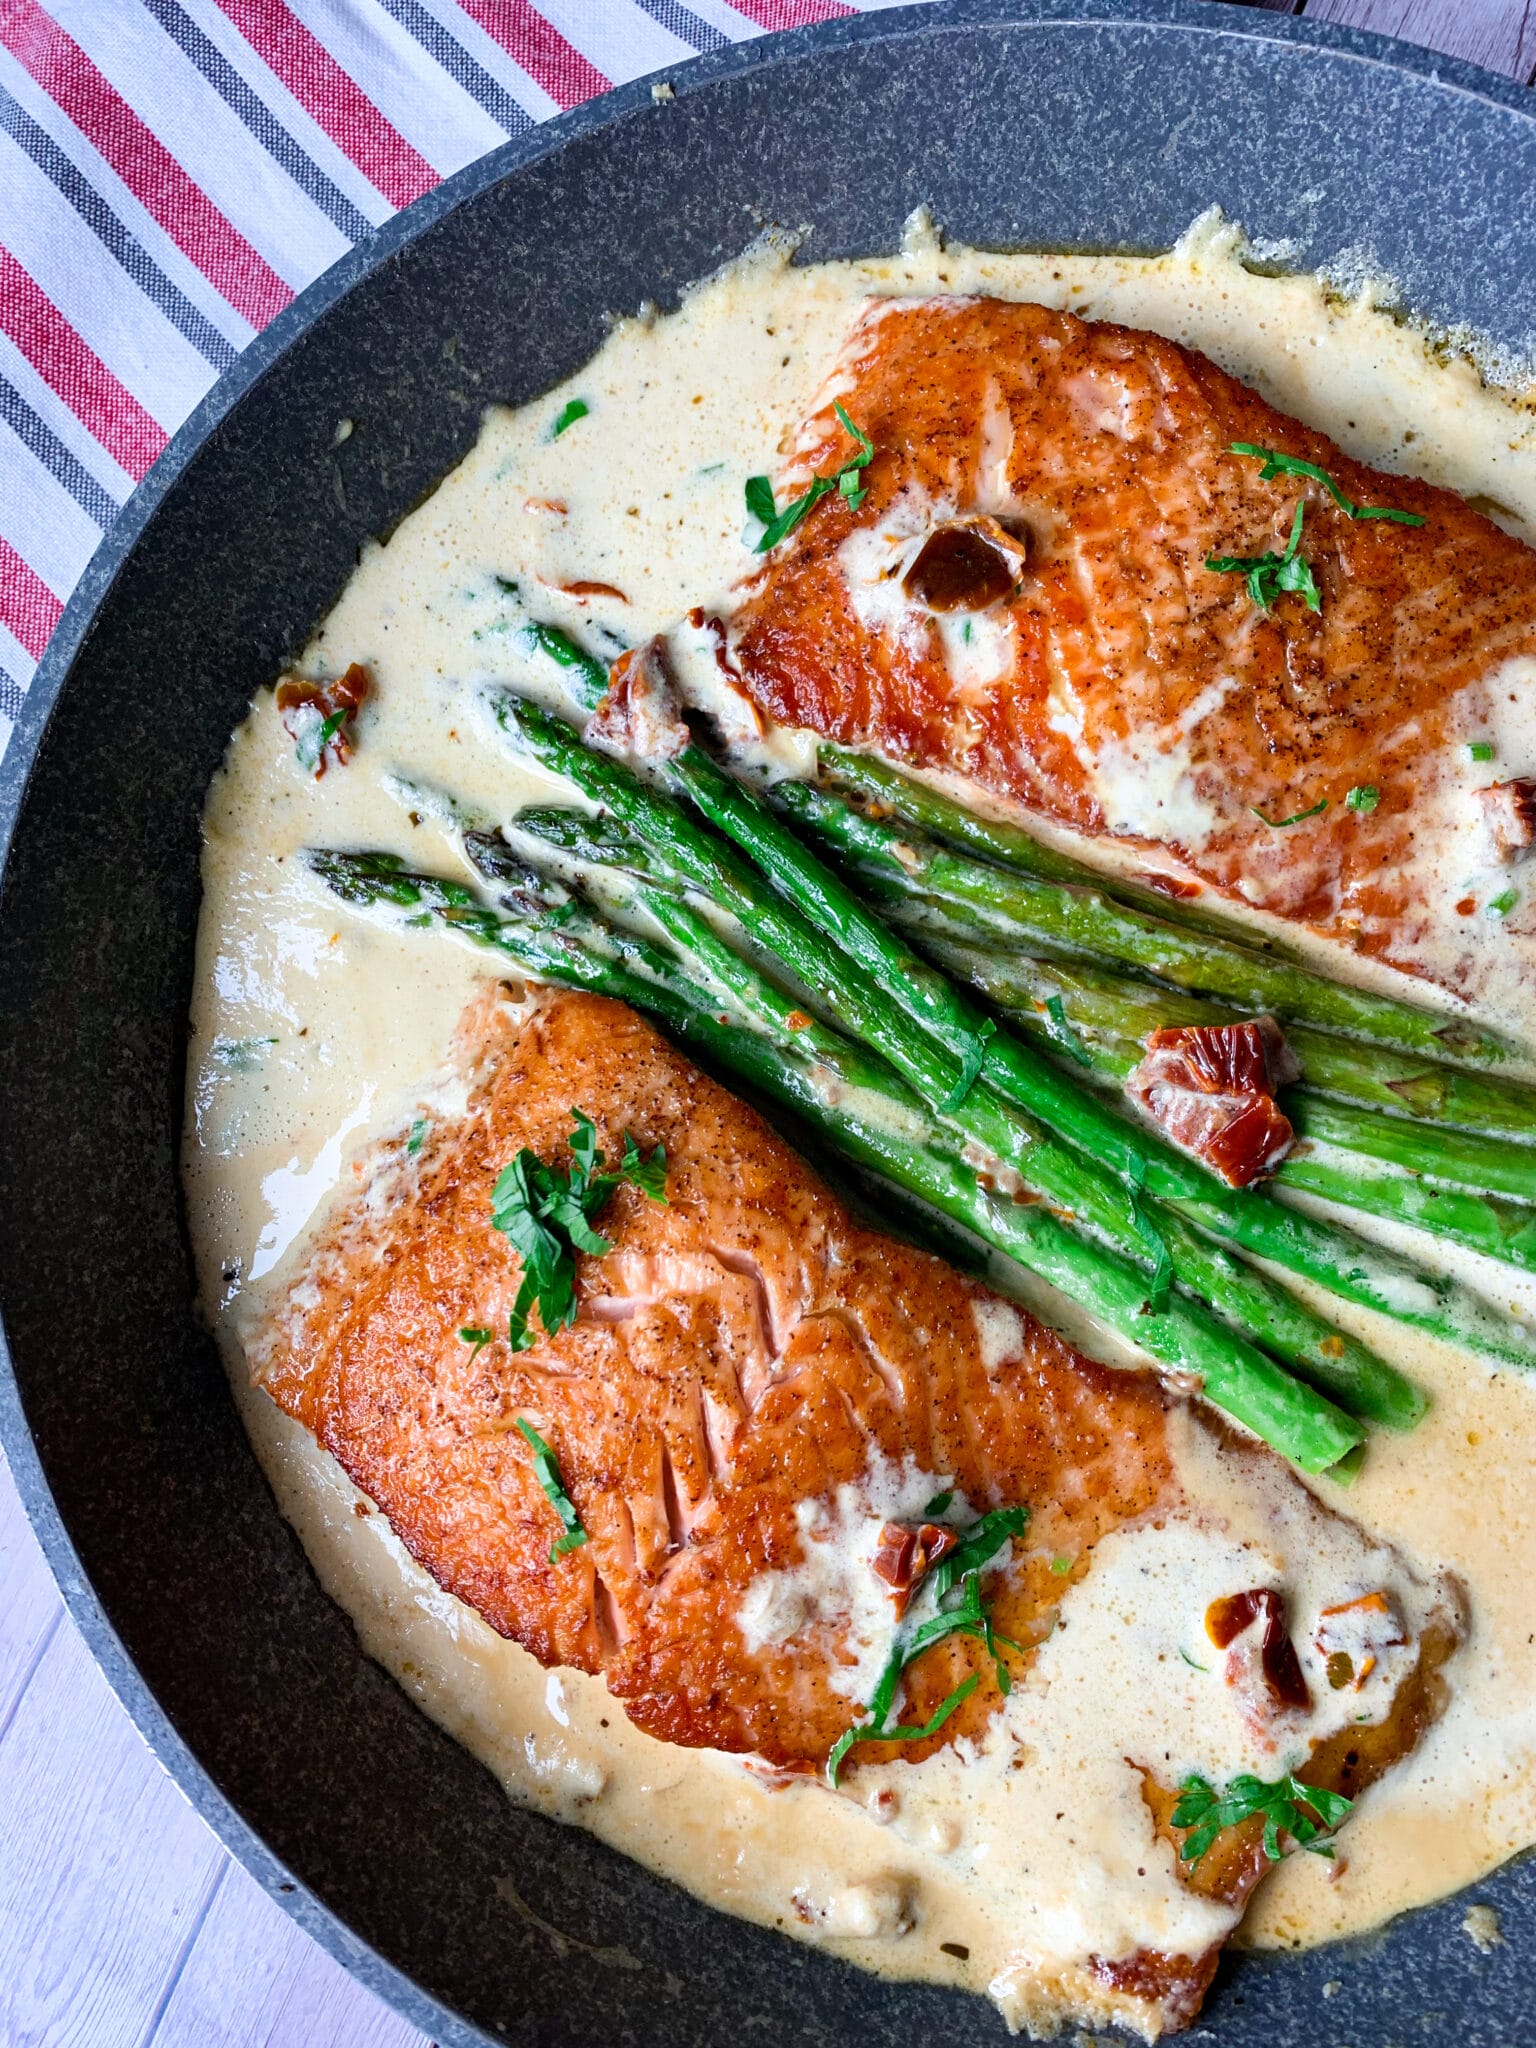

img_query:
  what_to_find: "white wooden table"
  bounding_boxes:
[3,5,1533,2041]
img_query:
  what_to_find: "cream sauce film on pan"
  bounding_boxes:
[182,212,1536,2024]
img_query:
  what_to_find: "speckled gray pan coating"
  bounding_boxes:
[1,4,1533,2042]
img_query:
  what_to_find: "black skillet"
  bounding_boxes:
[2,3,1534,2041]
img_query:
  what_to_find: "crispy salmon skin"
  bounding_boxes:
[727,297,1536,1006]
[252,987,1459,2037]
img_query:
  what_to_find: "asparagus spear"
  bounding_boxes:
[912,934,1536,1145]
[776,778,1518,1069]
[308,845,1364,1474]
[490,621,1536,1362]
[917,939,1536,1270]
[627,879,1421,1430]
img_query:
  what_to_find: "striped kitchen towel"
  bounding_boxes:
[0,0,904,762]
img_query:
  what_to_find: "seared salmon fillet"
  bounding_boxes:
[252,986,1459,2036]
[726,297,1536,1007]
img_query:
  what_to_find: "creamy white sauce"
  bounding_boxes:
[184,214,1536,2029]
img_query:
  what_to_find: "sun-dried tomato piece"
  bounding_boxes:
[587,637,689,763]
[870,1520,959,1619]
[1476,778,1536,864]
[903,515,1028,613]
[1205,1585,1310,1711]
[1126,1017,1299,1187]
[276,661,370,778]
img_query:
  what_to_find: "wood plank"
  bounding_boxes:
[0,1446,63,1736]
[149,1856,429,2048]
[0,1616,226,2048]
[1303,0,1536,80]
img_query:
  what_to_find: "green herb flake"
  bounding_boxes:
[1041,994,1094,1068]
[1125,1157,1173,1315]
[746,403,874,553]
[940,1017,995,1112]
[459,1325,493,1364]
[930,1506,1029,1601]
[294,706,348,773]
[407,1117,429,1155]
[1207,498,1322,616]
[1172,1770,1353,1866]
[551,398,589,438]
[923,1490,954,1518]
[1489,888,1519,918]
[1179,1648,1210,1673]
[1467,741,1496,763]
[1345,785,1380,814]
[1049,1554,1073,1576]
[1229,444,1426,527]
[492,1108,668,1353]
[515,1418,589,1563]
[210,1035,278,1072]
[826,1675,980,1787]
[826,1506,1028,1786]
[1252,797,1329,829]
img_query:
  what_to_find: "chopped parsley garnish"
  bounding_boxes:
[1207,499,1321,615]
[1179,1647,1210,1672]
[551,397,589,438]
[1345,785,1380,814]
[1229,444,1426,527]
[1125,1157,1173,1315]
[515,1418,589,1562]
[940,1017,995,1112]
[1489,888,1519,918]
[295,707,348,773]
[407,1117,429,1155]
[1252,796,1329,829]
[827,1505,1028,1786]
[1049,1554,1073,1576]
[1172,1770,1353,1865]
[923,1489,954,1518]
[459,1326,493,1364]
[491,1108,667,1353]
[1467,741,1495,763]
[745,402,874,553]
[1041,994,1094,1068]
[210,1035,277,1071]
[929,1505,1029,1599]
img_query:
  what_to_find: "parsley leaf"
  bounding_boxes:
[743,474,777,527]
[1230,444,1425,527]
[1042,994,1094,1068]
[827,1505,1028,1786]
[407,1117,429,1155]
[923,1489,954,1518]
[551,397,589,438]
[1124,1157,1173,1315]
[295,706,348,773]
[1208,498,1322,615]
[940,1018,996,1113]
[1172,1770,1353,1865]
[825,1675,980,1786]
[747,403,875,553]
[491,1108,668,1352]
[1489,888,1519,918]
[459,1325,493,1365]
[515,1418,590,1563]
[1252,797,1329,829]
[929,1505,1029,1601]
[1467,740,1495,763]
[1345,785,1379,814]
